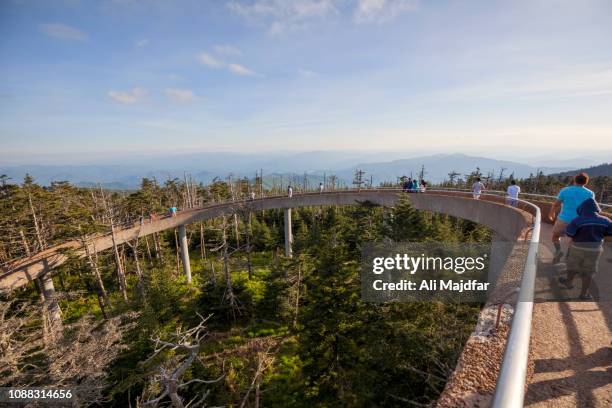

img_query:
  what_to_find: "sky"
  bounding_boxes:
[1,0,612,164]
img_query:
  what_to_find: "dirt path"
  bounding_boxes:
[525,223,612,407]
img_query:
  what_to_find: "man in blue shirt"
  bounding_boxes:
[558,198,612,300]
[548,173,595,263]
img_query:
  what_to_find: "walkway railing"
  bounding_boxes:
[490,195,541,408]
[424,189,542,407]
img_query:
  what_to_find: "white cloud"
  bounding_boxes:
[197,52,258,76]
[135,38,149,47]
[198,52,224,68]
[228,63,257,76]
[40,23,88,41]
[107,88,147,104]
[227,0,339,34]
[354,0,419,23]
[214,44,243,56]
[165,88,196,103]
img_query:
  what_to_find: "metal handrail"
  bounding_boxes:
[491,197,541,408]
[424,188,542,407]
[433,186,611,209]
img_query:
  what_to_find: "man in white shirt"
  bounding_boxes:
[506,180,520,206]
[287,185,293,198]
[471,177,485,199]
[319,182,324,193]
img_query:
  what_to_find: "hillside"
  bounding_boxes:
[550,163,612,178]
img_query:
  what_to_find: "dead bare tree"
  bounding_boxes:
[139,313,223,408]
[99,186,128,301]
[208,213,241,320]
[234,204,254,280]
[239,345,275,408]
[40,313,137,405]
[199,222,207,261]
[125,237,146,301]
[82,236,112,317]
[1,302,136,405]
[0,300,41,386]
[220,214,240,320]
[229,176,241,248]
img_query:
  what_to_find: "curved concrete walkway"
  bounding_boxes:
[0,189,532,293]
[525,222,612,408]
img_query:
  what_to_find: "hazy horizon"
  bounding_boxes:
[2,150,608,188]
[2,147,611,166]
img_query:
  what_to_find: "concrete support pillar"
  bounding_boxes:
[178,225,192,284]
[39,274,63,334]
[284,208,293,258]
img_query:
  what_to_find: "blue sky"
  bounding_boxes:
[1,0,612,163]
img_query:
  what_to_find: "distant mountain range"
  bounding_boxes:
[550,163,612,178]
[331,154,575,185]
[0,152,596,189]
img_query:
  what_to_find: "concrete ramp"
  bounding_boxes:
[525,223,612,408]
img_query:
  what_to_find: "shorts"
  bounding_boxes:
[566,245,602,277]
[552,220,568,237]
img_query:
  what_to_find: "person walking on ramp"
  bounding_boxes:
[506,179,520,207]
[549,172,594,263]
[558,198,611,300]
[471,177,485,199]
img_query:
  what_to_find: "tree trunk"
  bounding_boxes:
[246,212,253,280]
[19,229,31,257]
[129,239,146,300]
[85,240,112,313]
[222,216,238,319]
[293,264,301,330]
[210,259,217,288]
[174,228,180,274]
[199,222,207,260]
[144,235,152,262]
[153,232,162,261]
[110,222,128,301]
[28,192,45,251]
[233,213,240,248]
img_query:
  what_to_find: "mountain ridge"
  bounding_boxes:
[0,152,581,188]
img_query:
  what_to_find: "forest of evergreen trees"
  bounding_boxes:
[0,170,608,407]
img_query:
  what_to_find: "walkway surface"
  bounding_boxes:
[525,222,612,407]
